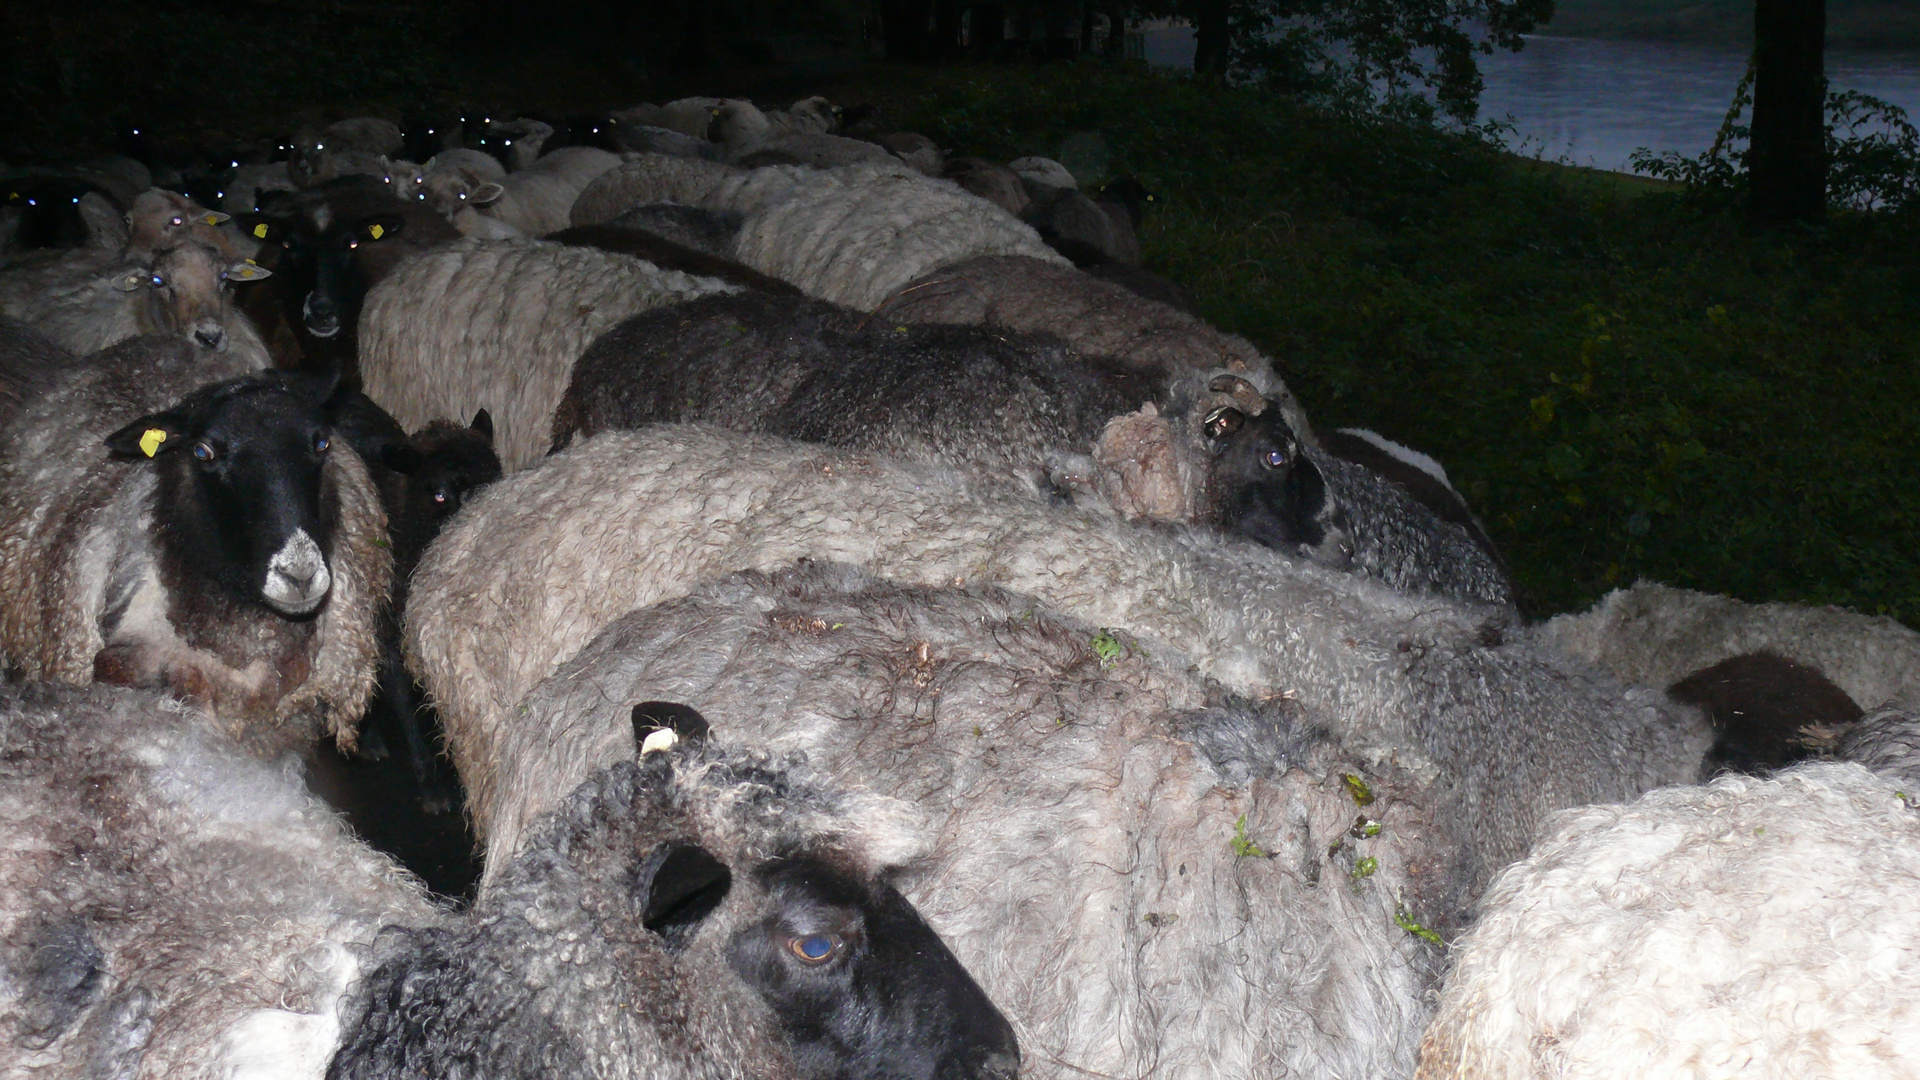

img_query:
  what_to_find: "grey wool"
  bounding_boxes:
[405,426,1709,904]
[0,338,390,752]
[0,243,270,368]
[0,680,1004,1080]
[356,236,741,472]
[459,562,1457,1080]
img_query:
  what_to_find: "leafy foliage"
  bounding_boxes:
[877,61,1920,625]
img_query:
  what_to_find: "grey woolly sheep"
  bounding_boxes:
[357,237,740,471]
[1837,699,1920,786]
[877,132,945,176]
[547,290,1162,505]
[0,242,271,365]
[1415,762,1920,1080]
[654,96,729,139]
[710,97,838,155]
[405,425,1710,907]
[217,161,295,215]
[460,562,1457,1080]
[121,190,256,262]
[469,117,556,172]
[455,145,622,238]
[723,163,1068,310]
[873,254,1288,407]
[0,681,1020,1080]
[568,153,739,227]
[1008,156,1079,190]
[1539,579,1920,714]
[588,203,746,258]
[731,133,903,171]
[548,221,801,294]
[0,346,391,754]
[0,317,70,429]
[607,119,727,160]
[943,157,1031,217]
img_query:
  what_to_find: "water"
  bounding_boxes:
[1138,25,1920,173]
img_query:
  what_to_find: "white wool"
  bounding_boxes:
[1418,762,1920,1079]
[1336,426,1454,489]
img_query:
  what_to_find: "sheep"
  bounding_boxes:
[1414,761,1920,1080]
[358,237,740,471]
[418,146,507,219]
[1538,579,1920,713]
[652,96,729,139]
[0,347,391,754]
[878,132,945,176]
[404,425,1710,909]
[216,161,295,215]
[0,172,130,254]
[547,222,804,294]
[455,145,622,238]
[710,97,839,155]
[0,681,1020,1080]
[874,254,1283,389]
[944,157,1032,218]
[606,119,726,160]
[0,242,272,365]
[721,163,1069,311]
[1196,387,1515,608]
[0,317,70,428]
[1838,699,1920,786]
[567,154,741,227]
[547,290,1162,503]
[467,116,556,172]
[731,133,905,171]
[454,561,1456,1079]
[240,175,460,374]
[287,119,406,188]
[120,189,255,262]
[1009,156,1080,191]
[578,203,747,258]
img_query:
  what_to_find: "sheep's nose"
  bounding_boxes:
[193,324,225,350]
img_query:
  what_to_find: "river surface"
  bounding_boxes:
[1138,26,1920,171]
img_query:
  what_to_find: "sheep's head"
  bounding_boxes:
[104,370,354,617]
[378,158,426,205]
[453,709,1021,1080]
[111,242,269,354]
[1200,384,1344,559]
[123,189,232,257]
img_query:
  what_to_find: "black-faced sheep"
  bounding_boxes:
[1415,761,1920,1080]
[452,561,1456,1080]
[1198,390,1515,607]
[0,242,271,365]
[0,681,1020,1080]
[547,290,1164,505]
[357,237,740,471]
[0,345,390,754]
[240,175,460,375]
[404,426,1710,908]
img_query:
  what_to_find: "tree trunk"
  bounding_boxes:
[1748,0,1827,225]
[1192,0,1231,74]
[1081,0,1095,54]
[1103,7,1126,57]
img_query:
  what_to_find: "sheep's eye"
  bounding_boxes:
[149,275,166,288]
[786,934,841,965]
[1262,448,1290,469]
[432,488,449,504]
[457,191,467,200]
[313,434,330,453]
[191,441,216,462]
[169,215,183,227]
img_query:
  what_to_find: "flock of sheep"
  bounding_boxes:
[0,90,1917,1080]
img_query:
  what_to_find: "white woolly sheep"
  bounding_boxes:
[568,153,740,227]
[1008,156,1079,190]
[1838,700,1920,786]
[723,163,1069,310]
[404,425,1710,906]
[0,681,1019,1080]
[462,561,1457,1080]
[1415,761,1920,1080]
[121,189,256,262]
[1539,579,1920,712]
[357,237,740,471]
[0,242,271,365]
[0,345,390,754]
[455,145,621,238]
[418,147,507,218]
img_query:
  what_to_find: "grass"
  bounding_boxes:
[817,61,1920,624]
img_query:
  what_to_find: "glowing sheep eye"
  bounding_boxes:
[457,192,466,200]
[169,215,183,227]
[313,434,330,453]
[316,142,325,150]
[191,442,215,462]
[432,488,448,504]
[150,275,165,288]
[1262,449,1290,469]
[786,935,840,965]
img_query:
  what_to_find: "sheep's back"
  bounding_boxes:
[358,238,740,471]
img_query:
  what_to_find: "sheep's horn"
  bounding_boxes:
[1207,373,1267,415]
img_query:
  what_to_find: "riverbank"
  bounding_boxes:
[816,62,1920,624]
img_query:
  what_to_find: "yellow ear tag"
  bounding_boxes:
[204,214,222,226]
[368,223,385,240]
[253,223,269,238]
[139,429,167,457]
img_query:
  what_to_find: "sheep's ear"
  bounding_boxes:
[105,411,191,458]
[469,183,504,207]
[1202,406,1245,442]
[200,209,231,225]
[632,701,711,756]
[358,215,404,242]
[469,408,494,441]
[636,843,732,953]
[223,260,272,283]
